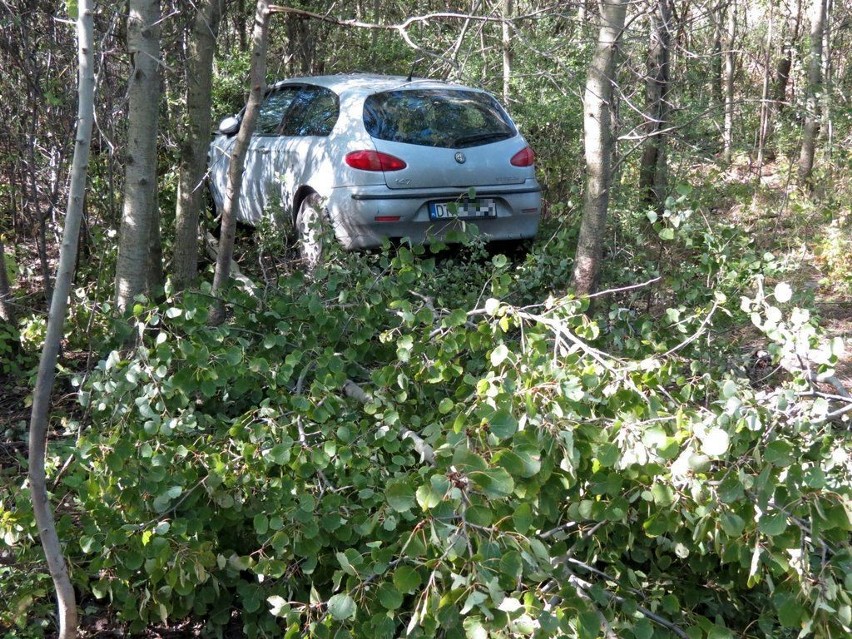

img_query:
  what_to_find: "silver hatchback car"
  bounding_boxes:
[208,74,541,262]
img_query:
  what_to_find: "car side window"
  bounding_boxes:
[280,87,340,137]
[255,87,300,136]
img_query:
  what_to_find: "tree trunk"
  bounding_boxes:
[0,239,14,323]
[756,6,775,169]
[723,1,737,163]
[209,0,270,325]
[709,1,723,110]
[173,0,224,290]
[639,0,672,213]
[798,0,826,187]
[115,0,162,312]
[570,0,628,296]
[502,0,513,103]
[28,3,95,637]
[772,48,792,113]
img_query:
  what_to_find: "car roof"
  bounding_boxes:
[268,73,487,98]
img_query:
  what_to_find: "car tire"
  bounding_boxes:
[296,193,328,272]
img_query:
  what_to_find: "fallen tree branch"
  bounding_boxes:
[564,572,691,639]
[342,379,435,464]
[205,231,259,298]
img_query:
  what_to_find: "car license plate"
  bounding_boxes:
[429,199,496,220]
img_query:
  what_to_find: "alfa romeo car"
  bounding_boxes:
[208,73,541,265]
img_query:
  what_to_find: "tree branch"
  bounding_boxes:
[342,379,435,464]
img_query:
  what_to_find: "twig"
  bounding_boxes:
[660,301,720,358]
[585,276,662,299]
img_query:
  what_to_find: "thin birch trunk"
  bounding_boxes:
[710,1,723,111]
[173,0,224,290]
[502,0,513,103]
[28,2,95,637]
[756,6,774,170]
[798,0,826,186]
[115,0,162,311]
[209,0,270,325]
[723,2,737,163]
[0,239,13,322]
[639,0,672,213]
[570,0,628,296]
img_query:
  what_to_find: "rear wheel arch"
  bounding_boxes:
[291,186,318,227]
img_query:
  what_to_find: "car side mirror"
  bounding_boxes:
[217,116,241,136]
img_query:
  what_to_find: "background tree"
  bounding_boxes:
[0,0,78,306]
[723,0,737,162]
[0,239,13,322]
[639,0,672,212]
[798,0,827,186]
[570,0,629,295]
[173,0,225,290]
[115,0,163,311]
[209,0,271,324]
[27,2,95,637]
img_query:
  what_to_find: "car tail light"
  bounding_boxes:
[345,150,407,171]
[510,146,535,167]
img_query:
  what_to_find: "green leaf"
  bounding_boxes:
[489,408,518,440]
[494,449,526,477]
[775,593,805,628]
[446,309,468,327]
[651,482,674,507]
[718,475,744,503]
[267,595,288,617]
[336,552,357,576]
[707,626,733,639]
[764,440,793,467]
[470,468,514,499]
[253,514,269,535]
[758,512,787,536]
[498,597,523,612]
[633,618,653,639]
[453,447,488,471]
[438,397,454,414]
[512,502,533,533]
[721,512,745,537]
[386,479,416,513]
[377,583,403,610]
[393,566,422,593]
[490,343,510,367]
[578,610,600,639]
[416,481,443,510]
[327,593,356,621]
[701,428,730,456]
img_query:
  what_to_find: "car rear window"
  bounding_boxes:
[363,89,517,149]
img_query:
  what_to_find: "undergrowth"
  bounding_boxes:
[2,203,849,638]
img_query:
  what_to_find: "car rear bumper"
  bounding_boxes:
[326,181,542,249]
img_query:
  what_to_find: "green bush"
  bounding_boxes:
[2,222,849,638]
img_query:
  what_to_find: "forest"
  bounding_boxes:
[0,0,850,638]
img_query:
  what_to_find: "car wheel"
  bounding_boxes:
[296,193,328,271]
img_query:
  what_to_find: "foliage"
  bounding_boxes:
[2,219,849,638]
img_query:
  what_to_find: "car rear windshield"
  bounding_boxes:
[363,88,517,149]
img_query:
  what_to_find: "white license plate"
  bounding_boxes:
[429,199,497,220]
